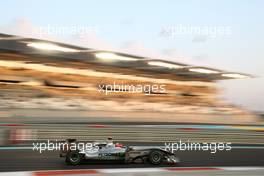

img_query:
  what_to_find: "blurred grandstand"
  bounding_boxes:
[0,33,259,124]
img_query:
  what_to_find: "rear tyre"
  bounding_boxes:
[148,150,163,165]
[66,150,82,165]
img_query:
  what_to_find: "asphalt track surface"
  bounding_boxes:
[0,147,263,172]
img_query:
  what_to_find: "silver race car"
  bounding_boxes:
[60,138,180,165]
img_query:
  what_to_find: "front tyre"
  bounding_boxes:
[148,150,163,165]
[66,151,82,165]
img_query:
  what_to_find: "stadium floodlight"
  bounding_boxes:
[147,61,183,69]
[27,42,80,52]
[189,68,219,74]
[221,73,249,79]
[95,52,139,61]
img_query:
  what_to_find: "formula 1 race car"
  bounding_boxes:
[60,138,180,165]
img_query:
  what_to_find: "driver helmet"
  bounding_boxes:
[107,137,114,146]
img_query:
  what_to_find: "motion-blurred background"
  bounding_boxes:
[0,33,263,146]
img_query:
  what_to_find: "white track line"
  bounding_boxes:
[0,167,264,176]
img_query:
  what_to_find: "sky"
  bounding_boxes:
[0,0,263,111]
